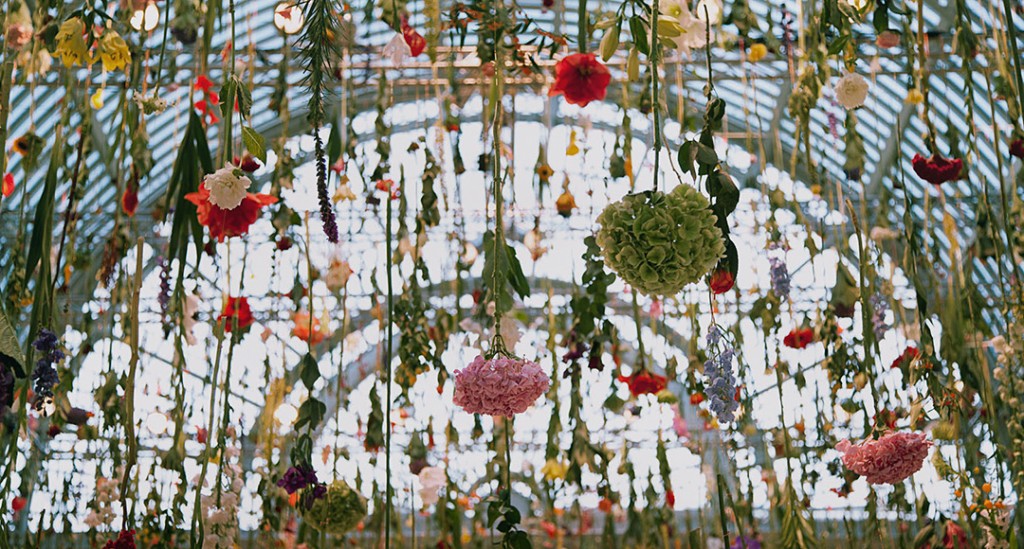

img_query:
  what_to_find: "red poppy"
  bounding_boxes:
[2,173,14,197]
[617,370,668,397]
[402,24,426,57]
[184,185,277,241]
[291,311,326,346]
[911,153,962,185]
[121,186,138,217]
[1010,137,1024,159]
[11,496,26,512]
[708,267,735,294]
[548,53,611,107]
[783,327,814,349]
[219,296,254,332]
[890,346,919,369]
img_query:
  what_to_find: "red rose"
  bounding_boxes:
[219,296,254,333]
[1010,137,1024,159]
[617,370,668,397]
[709,267,735,294]
[548,53,612,107]
[121,186,139,217]
[911,153,962,185]
[402,25,426,57]
[184,185,278,241]
[2,173,14,198]
[783,327,814,349]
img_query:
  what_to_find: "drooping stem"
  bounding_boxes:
[119,237,145,531]
[384,167,395,549]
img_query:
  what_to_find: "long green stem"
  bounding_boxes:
[385,166,394,549]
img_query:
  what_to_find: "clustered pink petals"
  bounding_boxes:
[453,355,550,417]
[836,431,931,485]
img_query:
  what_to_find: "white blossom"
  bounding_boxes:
[834,73,870,109]
[203,166,251,210]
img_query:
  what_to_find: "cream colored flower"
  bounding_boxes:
[203,166,251,210]
[382,32,411,66]
[418,466,446,507]
[834,73,869,109]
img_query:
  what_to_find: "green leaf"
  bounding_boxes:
[0,308,25,378]
[677,141,697,175]
[487,500,503,527]
[233,76,253,118]
[827,34,851,55]
[629,16,649,56]
[327,123,342,164]
[241,126,267,164]
[503,506,521,525]
[299,353,320,390]
[294,397,327,431]
[696,142,719,165]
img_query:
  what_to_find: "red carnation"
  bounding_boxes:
[219,296,254,333]
[617,369,668,397]
[1010,137,1024,159]
[548,53,611,107]
[184,185,277,241]
[402,25,426,57]
[911,153,962,185]
[783,327,814,349]
[708,267,735,294]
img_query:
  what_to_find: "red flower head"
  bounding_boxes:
[103,530,136,549]
[548,53,612,107]
[942,521,967,549]
[219,296,254,333]
[617,369,668,397]
[234,153,261,173]
[912,153,962,185]
[708,267,735,294]
[184,185,277,241]
[402,24,426,57]
[783,327,814,349]
[194,75,221,126]
[1010,137,1024,159]
[121,186,139,217]
[665,489,675,507]
[890,346,919,370]
[11,496,26,512]
[689,393,704,405]
[2,172,14,198]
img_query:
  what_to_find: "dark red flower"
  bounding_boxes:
[219,296,254,332]
[548,53,612,107]
[196,427,208,444]
[942,521,967,549]
[234,153,261,173]
[709,267,735,294]
[783,327,814,349]
[184,185,278,241]
[276,236,293,251]
[402,25,426,57]
[121,186,138,217]
[11,496,26,512]
[1010,137,1024,159]
[103,530,136,549]
[665,489,675,507]
[912,153,962,185]
[2,172,14,198]
[617,370,668,397]
[890,346,919,369]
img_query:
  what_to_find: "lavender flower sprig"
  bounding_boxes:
[31,329,63,412]
[703,325,738,423]
[314,132,339,242]
[768,255,790,299]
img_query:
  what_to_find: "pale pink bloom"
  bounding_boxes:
[453,355,550,417]
[671,404,689,439]
[836,431,930,484]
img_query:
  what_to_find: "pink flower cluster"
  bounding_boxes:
[836,431,931,485]
[453,355,550,417]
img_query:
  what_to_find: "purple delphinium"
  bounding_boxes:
[768,255,790,299]
[703,326,739,423]
[31,329,63,407]
[314,132,339,243]
[732,535,762,549]
[277,465,318,494]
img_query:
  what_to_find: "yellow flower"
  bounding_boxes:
[541,459,568,481]
[535,164,554,181]
[98,30,131,72]
[748,43,768,62]
[54,18,89,67]
[566,130,580,156]
[90,88,104,109]
[906,88,924,105]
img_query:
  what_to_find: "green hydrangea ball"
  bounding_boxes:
[595,185,725,296]
[301,480,367,535]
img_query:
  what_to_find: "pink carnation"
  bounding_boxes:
[836,431,931,485]
[453,355,550,417]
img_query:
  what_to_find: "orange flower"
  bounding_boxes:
[617,370,668,397]
[292,311,326,345]
[2,173,14,198]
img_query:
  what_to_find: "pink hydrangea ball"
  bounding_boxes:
[453,355,550,417]
[836,431,931,485]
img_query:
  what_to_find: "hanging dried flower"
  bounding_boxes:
[2,173,14,198]
[783,326,814,349]
[184,185,277,241]
[453,354,549,417]
[836,431,931,484]
[748,43,768,62]
[54,18,89,67]
[219,296,254,333]
[97,30,131,72]
[708,266,735,294]
[203,166,252,210]
[912,153,963,185]
[834,73,869,109]
[617,369,668,397]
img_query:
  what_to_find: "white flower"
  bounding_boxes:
[133,92,168,115]
[418,466,446,507]
[383,32,411,66]
[834,73,870,109]
[203,166,251,210]
[183,293,200,346]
